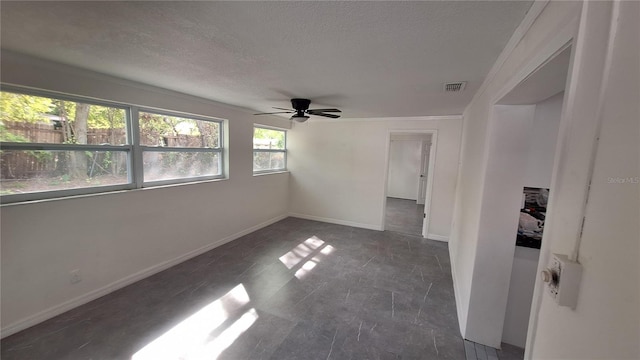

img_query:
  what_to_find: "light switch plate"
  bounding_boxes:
[545,253,582,308]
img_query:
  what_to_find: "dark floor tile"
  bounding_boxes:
[497,342,525,360]
[1,217,465,360]
[217,310,296,360]
[385,197,425,236]
[268,319,343,360]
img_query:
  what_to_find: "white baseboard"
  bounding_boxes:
[427,233,449,242]
[0,214,288,339]
[289,213,382,231]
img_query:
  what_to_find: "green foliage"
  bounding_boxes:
[0,92,53,122]
[0,123,28,143]
[1,91,126,132]
[0,123,52,161]
[254,127,285,149]
[139,112,178,146]
[139,112,219,148]
[88,106,126,130]
[1,91,221,183]
[51,99,75,121]
[29,149,53,162]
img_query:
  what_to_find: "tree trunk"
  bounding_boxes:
[195,121,208,148]
[108,109,117,175]
[57,101,70,175]
[70,103,89,178]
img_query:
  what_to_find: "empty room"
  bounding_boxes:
[1,1,637,359]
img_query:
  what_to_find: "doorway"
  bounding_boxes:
[383,131,436,237]
[491,45,572,353]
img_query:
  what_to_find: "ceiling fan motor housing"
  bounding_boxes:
[291,98,311,111]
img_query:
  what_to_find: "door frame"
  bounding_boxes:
[487,20,579,352]
[416,138,432,205]
[381,129,438,238]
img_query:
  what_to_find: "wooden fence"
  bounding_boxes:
[2,121,128,179]
[1,121,207,179]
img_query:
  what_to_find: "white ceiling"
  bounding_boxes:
[1,1,532,118]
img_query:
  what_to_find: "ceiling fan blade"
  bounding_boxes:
[254,111,294,115]
[311,113,341,119]
[307,108,342,113]
[272,107,293,111]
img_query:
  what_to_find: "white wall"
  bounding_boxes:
[449,0,581,343]
[527,1,639,358]
[465,104,536,347]
[502,247,540,348]
[523,92,564,189]
[387,139,421,200]
[502,91,563,348]
[451,1,639,358]
[448,1,583,339]
[288,117,461,240]
[0,52,292,337]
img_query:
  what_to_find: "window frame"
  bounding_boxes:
[0,85,226,204]
[137,108,225,187]
[252,125,287,174]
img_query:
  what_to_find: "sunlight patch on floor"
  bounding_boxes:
[132,284,257,360]
[278,236,335,280]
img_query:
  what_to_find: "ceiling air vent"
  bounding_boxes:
[444,81,466,92]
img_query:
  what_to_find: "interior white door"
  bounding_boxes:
[416,140,431,205]
[387,140,421,200]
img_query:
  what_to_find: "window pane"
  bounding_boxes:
[143,151,221,182]
[253,151,285,171]
[253,128,285,150]
[139,112,220,148]
[0,91,128,145]
[0,149,129,195]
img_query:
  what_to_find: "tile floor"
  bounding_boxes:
[385,197,425,236]
[1,217,521,359]
[465,340,524,360]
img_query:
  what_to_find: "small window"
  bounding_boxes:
[139,111,223,184]
[0,90,131,201]
[253,126,286,173]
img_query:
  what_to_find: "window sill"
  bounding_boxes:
[1,177,228,207]
[253,170,290,177]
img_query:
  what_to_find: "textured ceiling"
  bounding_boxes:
[1,1,532,118]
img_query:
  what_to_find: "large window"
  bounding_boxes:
[253,126,286,173]
[139,111,222,185]
[0,87,224,203]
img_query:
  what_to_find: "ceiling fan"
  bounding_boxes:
[254,98,341,122]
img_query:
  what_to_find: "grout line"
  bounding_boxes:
[391,292,395,318]
[326,329,338,360]
[424,282,433,302]
[434,255,443,271]
[432,329,439,357]
[362,256,375,268]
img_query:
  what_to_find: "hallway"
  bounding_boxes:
[385,197,425,236]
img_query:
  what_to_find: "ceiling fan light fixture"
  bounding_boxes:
[291,114,310,122]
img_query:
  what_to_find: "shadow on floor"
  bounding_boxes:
[465,339,525,360]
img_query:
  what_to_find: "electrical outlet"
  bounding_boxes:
[541,254,582,308]
[70,269,82,284]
